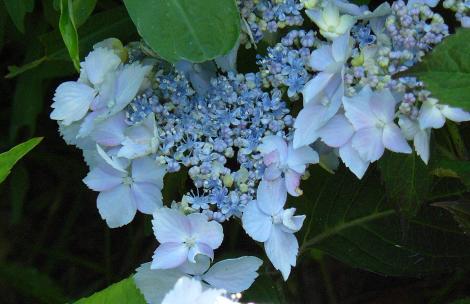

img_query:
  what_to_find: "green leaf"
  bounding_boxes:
[431,158,470,189]
[298,167,470,276]
[243,275,282,304]
[0,137,42,184]
[74,277,146,304]
[41,6,136,62]
[433,200,470,235]
[1,0,35,33]
[0,262,67,304]
[123,0,241,63]
[399,29,470,111]
[72,0,97,27]
[378,152,431,217]
[59,0,80,71]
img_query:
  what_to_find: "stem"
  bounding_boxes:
[301,210,395,251]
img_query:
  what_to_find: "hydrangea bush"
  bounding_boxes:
[35,0,470,302]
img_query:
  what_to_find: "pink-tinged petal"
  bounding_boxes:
[309,45,335,71]
[318,114,354,148]
[302,72,335,104]
[339,141,369,179]
[132,157,165,187]
[285,171,302,197]
[343,86,376,129]
[264,164,282,180]
[91,112,127,146]
[257,179,287,215]
[242,200,273,242]
[293,103,327,148]
[187,213,224,249]
[440,105,470,123]
[132,183,162,214]
[202,256,263,293]
[418,101,445,129]
[83,165,124,191]
[352,127,384,162]
[259,136,288,164]
[82,47,121,86]
[263,151,280,166]
[383,123,412,154]
[152,208,191,243]
[50,81,95,125]
[370,89,397,123]
[414,129,431,164]
[151,242,189,269]
[188,242,214,263]
[331,32,351,63]
[264,226,298,281]
[97,184,136,228]
[287,144,319,173]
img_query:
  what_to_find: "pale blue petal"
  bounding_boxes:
[131,183,162,214]
[318,114,354,148]
[178,255,211,276]
[339,140,369,179]
[91,112,127,146]
[50,81,95,125]
[83,165,124,191]
[257,179,287,216]
[97,184,136,228]
[82,47,121,86]
[132,157,165,188]
[418,101,445,129]
[151,242,189,269]
[188,242,214,263]
[264,225,298,281]
[352,127,384,162]
[187,213,224,249]
[414,129,431,164]
[134,262,187,304]
[153,208,191,243]
[202,256,263,293]
[242,200,272,242]
[383,124,412,154]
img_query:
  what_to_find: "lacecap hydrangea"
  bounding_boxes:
[50,0,470,301]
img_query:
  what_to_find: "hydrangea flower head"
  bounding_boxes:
[151,208,223,269]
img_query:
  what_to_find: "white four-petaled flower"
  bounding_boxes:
[83,155,165,228]
[343,86,412,162]
[151,208,223,269]
[242,178,305,280]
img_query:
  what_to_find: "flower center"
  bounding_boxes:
[184,236,196,248]
[122,176,134,185]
